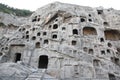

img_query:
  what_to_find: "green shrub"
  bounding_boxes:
[0,3,33,17]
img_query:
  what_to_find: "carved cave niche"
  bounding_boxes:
[38,55,48,69]
[104,30,120,41]
[83,27,97,35]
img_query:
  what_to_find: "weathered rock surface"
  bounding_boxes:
[0,2,120,80]
[0,12,29,38]
[0,62,32,80]
[0,12,28,26]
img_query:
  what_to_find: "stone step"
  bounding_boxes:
[25,69,46,80]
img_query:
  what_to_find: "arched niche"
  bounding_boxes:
[14,53,21,63]
[38,55,48,69]
[83,27,97,35]
[73,29,78,35]
[104,30,120,41]
[35,42,40,48]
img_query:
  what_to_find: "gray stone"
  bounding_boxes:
[0,1,120,80]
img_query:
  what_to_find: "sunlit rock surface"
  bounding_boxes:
[0,2,120,80]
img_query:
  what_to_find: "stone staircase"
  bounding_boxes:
[25,69,58,80]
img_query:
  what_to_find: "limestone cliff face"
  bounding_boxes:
[0,12,28,26]
[0,2,120,80]
[0,12,28,38]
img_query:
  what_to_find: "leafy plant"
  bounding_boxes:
[0,3,33,17]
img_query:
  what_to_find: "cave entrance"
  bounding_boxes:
[73,29,78,35]
[15,53,21,63]
[108,73,116,80]
[83,27,97,35]
[38,55,48,69]
[36,42,40,48]
[104,30,120,41]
